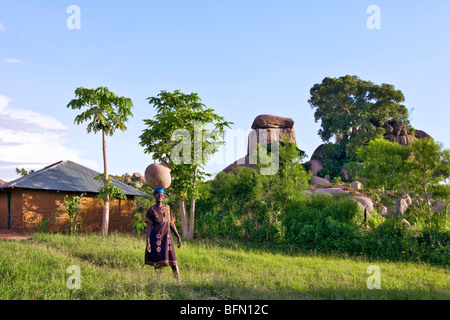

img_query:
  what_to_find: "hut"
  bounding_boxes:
[0,160,151,233]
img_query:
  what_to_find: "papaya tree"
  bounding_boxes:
[67,86,134,235]
[139,90,232,239]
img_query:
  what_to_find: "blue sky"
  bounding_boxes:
[0,0,449,181]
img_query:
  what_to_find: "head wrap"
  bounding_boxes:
[154,188,165,194]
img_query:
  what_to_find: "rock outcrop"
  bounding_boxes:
[383,120,416,147]
[306,120,433,182]
[305,187,375,213]
[248,114,296,154]
[222,114,296,174]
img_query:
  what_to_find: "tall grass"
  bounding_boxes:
[0,233,448,300]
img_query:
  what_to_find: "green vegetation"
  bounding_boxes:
[6,77,446,301]
[196,142,311,242]
[55,194,87,235]
[357,138,450,232]
[0,233,448,300]
[194,141,449,267]
[67,86,134,236]
[309,75,410,163]
[139,90,232,239]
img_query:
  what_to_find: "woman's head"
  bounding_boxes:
[153,189,165,202]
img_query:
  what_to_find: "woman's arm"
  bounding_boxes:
[169,207,182,248]
[170,222,182,248]
[146,223,151,252]
[145,209,152,252]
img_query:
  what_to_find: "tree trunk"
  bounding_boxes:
[101,130,110,236]
[179,194,188,238]
[186,165,198,239]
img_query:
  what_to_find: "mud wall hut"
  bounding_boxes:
[0,161,151,233]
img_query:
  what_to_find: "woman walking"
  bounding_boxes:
[145,189,182,281]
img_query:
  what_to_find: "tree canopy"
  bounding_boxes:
[139,90,232,238]
[309,75,410,148]
[67,86,134,235]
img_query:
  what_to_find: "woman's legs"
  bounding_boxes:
[154,265,180,281]
[172,265,180,281]
[154,266,162,275]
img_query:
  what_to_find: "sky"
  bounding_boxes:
[0,0,449,182]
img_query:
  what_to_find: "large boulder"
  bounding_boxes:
[249,114,296,153]
[221,155,257,174]
[382,120,432,147]
[311,144,325,160]
[222,114,297,174]
[251,114,294,129]
[308,187,347,194]
[433,201,446,213]
[351,181,363,190]
[309,160,323,176]
[305,187,375,213]
[311,176,331,185]
[351,196,374,213]
[414,129,433,140]
[383,120,415,147]
[132,172,146,182]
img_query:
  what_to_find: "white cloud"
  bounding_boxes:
[0,94,98,181]
[0,23,5,32]
[0,95,10,111]
[4,58,22,63]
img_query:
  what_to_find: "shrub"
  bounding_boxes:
[195,142,311,242]
[55,194,87,235]
[281,194,362,253]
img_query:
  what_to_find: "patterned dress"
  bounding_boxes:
[144,204,178,267]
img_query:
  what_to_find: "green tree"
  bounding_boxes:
[358,138,450,231]
[139,90,232,239]
[407,138,450,230]
[309,75,411,174]
[15,168,35,176]
[357,138,410,196]
[198,141,311,242]
[309,75,409,144]
[67,86,134,235]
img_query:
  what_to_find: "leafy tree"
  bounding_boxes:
[358,138,450,231]
[357,138,410,196]
[309,75,409,145]
[94,173,127,203]
[15,168,35,176]
[139,90,232,239]
[407,138,450,230]
[197,140,311,242]
[257,139,311,211]
[67,86,134,235]
[308,75,411,179]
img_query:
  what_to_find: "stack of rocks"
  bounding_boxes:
[222,114,296,174]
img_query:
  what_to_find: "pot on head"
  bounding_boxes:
[145,161,173,189]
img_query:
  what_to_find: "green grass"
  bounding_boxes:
[0,233,448,300]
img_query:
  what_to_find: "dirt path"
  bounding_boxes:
[0,229,30,240]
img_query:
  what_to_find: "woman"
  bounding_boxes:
[144,189,182,281]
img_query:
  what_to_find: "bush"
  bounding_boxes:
[281,194,362,253]
[360,219,450,265]
[195,142,311,242]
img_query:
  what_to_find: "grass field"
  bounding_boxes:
[0,233,448,300]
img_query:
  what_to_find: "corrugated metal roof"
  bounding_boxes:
[0,160,151,197]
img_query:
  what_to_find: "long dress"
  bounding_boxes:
[144,204,178,267]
